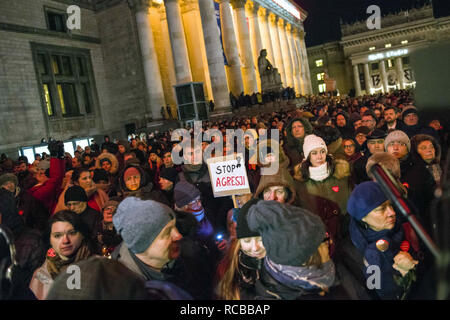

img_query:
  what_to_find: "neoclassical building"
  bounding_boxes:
[307,3,450,96]
[0,0,312,157]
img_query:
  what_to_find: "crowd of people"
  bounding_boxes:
[229,87,297,110]
[0,89,448,300]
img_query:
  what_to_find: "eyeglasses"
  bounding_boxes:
[388,142,407,147]
[367,139,385,145]
[343,144,355,149]
[187,197,201,208]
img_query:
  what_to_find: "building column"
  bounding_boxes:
[287,23,301,95]
[257,7,274,66]
[268,13,286,86]
[293,28,306,94]
[129,0,166,121]
[297,30,312,94]
[379,59,388,93]
[218,0,244,96]
[278,19,293,88]
[230,0,257,94]
[164,0,192,83]
[197,0,231,114]
[353,64,362,97]
[363,63,372,94]
[245,1,262,92]
[395,57,405,89]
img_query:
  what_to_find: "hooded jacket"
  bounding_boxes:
[254,168,297,205]
[410,134,442,185]
[95,152,119,176]
[283,117,313,172]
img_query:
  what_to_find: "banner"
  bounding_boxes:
[214,1,229,66]
[207,153,250,197]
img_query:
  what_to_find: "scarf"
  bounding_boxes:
[426,163,442,185]
[309,162,330,181]
[46,242,92,279]
[264,256,335,292]
[237,250,262,287]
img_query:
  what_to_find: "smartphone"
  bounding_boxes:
[215,233,223,241]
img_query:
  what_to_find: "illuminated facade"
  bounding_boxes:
[0,0,312,157]
[307,3,450,96]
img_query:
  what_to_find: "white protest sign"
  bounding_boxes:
[206,153,250,197]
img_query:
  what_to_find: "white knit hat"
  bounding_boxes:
[303,134,328,159]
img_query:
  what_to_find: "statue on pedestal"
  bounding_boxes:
[258,49,282,93]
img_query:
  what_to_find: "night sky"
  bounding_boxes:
[294,0,437,47]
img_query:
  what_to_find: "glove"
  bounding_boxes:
[47,140,59,157]
[56,141,65,159]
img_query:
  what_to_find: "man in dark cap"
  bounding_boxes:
[159,166,178,204]
[352,129,388,185]
[64,185,102,239]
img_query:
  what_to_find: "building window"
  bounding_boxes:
[371,63,379,71]
[315,59,323,67]
[318,83,326,93]
[385,43,392,48]
[402,56,410,65]
[317,72,325,81]
[45,8,68,33]
[401,40,408,45]
[369,46,376,51]
[31,44,96,118]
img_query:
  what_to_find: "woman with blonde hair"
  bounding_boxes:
[215,199,265,300]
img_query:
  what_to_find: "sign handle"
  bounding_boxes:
[232,195,238,208]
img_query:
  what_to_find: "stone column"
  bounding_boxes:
[278,19,293,88]
[293,28,306,94]
[230,0,257,94]
[128,0,166,121]
[197,0,231,114]
[363,63,372,94]
[395,57,405,89]
[268,13,286,85]
[287,23,301,95]
[353,64,362,97]
[218,0,244,96]
[379,59,388,93]
[257,7,274,65]
[297,30,312,94]
[164,0,192,83]
[245,1,262,92]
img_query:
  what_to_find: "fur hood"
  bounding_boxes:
[254,168,297,204]
[410,134,442,165]
[285,117,313,148]
[96,152,119,175]
[293,158,350,182]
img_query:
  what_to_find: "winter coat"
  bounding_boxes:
[352,152,371,185]
[29,158,65,214]
[112,241,214,300]
[327,137,347,160]
[399,154,436,231]
[410,134,443,186]
[283,117,313,173]
[347,218,422,300]
[254,167,297,205]
[402,124,440,142]
[294,158,353,216]
[29,260,53,300]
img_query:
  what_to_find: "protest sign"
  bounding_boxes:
[206,153,250,198]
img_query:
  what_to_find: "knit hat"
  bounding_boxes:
[0,173,18,189]
[64,185,88,203]
[93,168,109,183]
[160,167,178,184]
[123,167,140,181]
[401,106,418,121]
[350,112,362,124]
[384,130,411,152]
[173,181,201,208]
[347,181,388,221]
[46,257,150,300]
[118,140,130,153]
[354,126,371,136]
[236,198,261,239]
[113,197,175,254]
[303,134,328,159]
[247,201,326,267]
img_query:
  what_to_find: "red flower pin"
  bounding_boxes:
[47,248,56,258]
[331,186,339,192]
